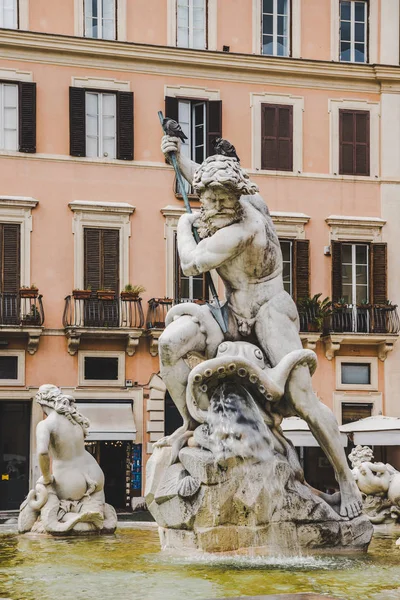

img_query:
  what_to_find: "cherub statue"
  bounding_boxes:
[18,384,117,535]
[349,445,400,526]
[157,135,362,520]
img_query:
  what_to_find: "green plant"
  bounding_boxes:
[298,293,332,331]
[123,284,146,295]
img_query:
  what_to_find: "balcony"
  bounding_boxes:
[299,304,400,361]
[0,291,45,354]
[63,294,145,356]
[146,298,174,356]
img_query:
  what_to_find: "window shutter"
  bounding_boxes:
[165,96,179,122]
[117,91,134,161]
[331,241,343,302]
[261,104,293,171]
[1,224,20,293]
[69,87,86,157]
[18,82,36,153]
[102,229,120,292]
[371,243,387,305]
[339,110,370,176]
[84,228,101,290]
[293,239,309,302]
[206,100,222,157]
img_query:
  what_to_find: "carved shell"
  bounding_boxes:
[177,475,201,498]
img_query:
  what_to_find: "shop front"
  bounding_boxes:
[77,401,141,511]
[0,401,31,510]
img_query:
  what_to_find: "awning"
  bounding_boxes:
[77,402,136,441]
[340,415,400,446]
[282,417,348,447]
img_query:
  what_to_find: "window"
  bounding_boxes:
[280,240,292,296]
[341,243,369,306]
[0,223,20,325]
[164,95,222,194]
[177,0,206,49]
[69,87,133,160]
[84,356,119,380]
[84,0,116,40]
[0,83,17,151]
[278,239,309,302]
[78,350,125,386]
[174,231,208,302]
[262,0,290,57]
[0,0,17,29]
[261,103,293,171]
[86,92,116,159]
[340,1,367,63]
[0,350,25,385]
[0,81,36,154]
[336,356,378,391]
[341,402,372,425]
[84,228,119,327]
[341,362,370,385]
[339,109,370,176]
[179,99,206,165]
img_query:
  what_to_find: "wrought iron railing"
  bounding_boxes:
[0,292,44,326]
[146,298,174,329]
[298,304,400,335]
[63,296,144,329]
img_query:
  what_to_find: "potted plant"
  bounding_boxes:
[298,294,332,332]
[333,297,348,311]
[19,284,38,299]
[377,300,397,311]
[22,304,41,326]
[73,285,92,300]
[120,284,146,300]
[97,288,116,301]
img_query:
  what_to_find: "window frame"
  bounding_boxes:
[339,0,368,64]
[78,350,125,387]
[329,98,379,179]
[261,0,291,57]
[176,0,207,50]
[173,230,208,303]
[251,92,303,173]
[335,356,378,391]
[341,242,369,306]
[0,349,25,386]
[279,239,293,297]
[85,90,117,159]
[0,82,18,152]
[84,0,117,40]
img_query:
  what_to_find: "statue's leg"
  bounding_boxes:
[255,293,362,519]
[157,311,215,448]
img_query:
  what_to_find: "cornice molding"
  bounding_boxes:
[69,200,135,214]
[0,30,397,92]
[0,195,38,209]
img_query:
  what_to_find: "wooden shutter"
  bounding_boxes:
[84,228,119,292]
[339,109,370,176]
[370,243,387,305]
[0,224,20,293]
[206,100,222,157]
[165,96,179,122]
[331,241,343,302]
[261,104,293,171]
[102,229,119,292]
[84,229,101,290]
[69,87,86,157]
[293,239,309,302]
[18,82,36,153]
[117,91,134,161]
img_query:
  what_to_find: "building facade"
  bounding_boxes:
[1,0,400,509]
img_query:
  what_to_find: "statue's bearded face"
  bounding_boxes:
[198,187,243,237]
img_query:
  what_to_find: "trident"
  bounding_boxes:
[158,110,228,334]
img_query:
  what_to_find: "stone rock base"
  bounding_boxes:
[159,516,373,554]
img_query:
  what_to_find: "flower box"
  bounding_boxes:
[120,291,140,300]
[73,289,92,300]
[19,287,38,299]
[97,290,116,301]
